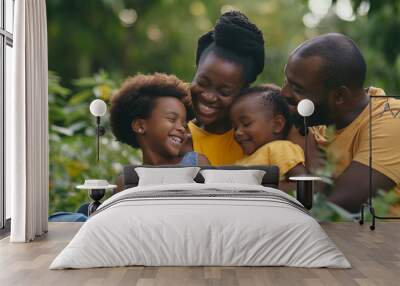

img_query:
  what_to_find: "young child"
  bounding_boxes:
[110,73,209,167]
[230,84,306,190]
[50,74,209,221]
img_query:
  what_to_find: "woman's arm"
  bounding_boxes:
[198,153,210,165]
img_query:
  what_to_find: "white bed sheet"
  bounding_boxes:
[50,183,350,269]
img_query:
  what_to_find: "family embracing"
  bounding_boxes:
[110,11,400,214]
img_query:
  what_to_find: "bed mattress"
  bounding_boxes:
[50,183,350,269]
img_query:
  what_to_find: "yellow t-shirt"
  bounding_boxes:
[235,140,305,180]
[317,87,400,193]
[188,121,244,166]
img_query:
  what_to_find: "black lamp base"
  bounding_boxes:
[359,202,400,231]
[87,188,106,215]
[289,176,321,210]
[296,180,313,210]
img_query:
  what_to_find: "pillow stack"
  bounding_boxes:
[200,169,265,185]
[135,167,266,186]
[135,167,200,186]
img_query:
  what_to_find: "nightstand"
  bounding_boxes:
[289,176,322,210]
[77,180,117,215]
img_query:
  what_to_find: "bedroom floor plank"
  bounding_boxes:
[117,267,143,286]
[1,222,400,286]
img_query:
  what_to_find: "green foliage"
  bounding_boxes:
[46,0,311,86]
[47,0,400,219]
[49,71,141,214]
[309,0,400,94]
[47,0,400,92]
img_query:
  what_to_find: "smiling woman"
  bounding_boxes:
[187,11,265,166]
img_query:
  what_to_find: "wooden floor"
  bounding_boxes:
[0,222,399,286]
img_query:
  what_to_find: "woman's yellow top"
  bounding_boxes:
[188,121,244,166]
[235,140,305,180]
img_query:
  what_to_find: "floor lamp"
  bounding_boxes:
[289,99,321,210]
[89,99,107,162]
[76,99,116,215]
[359,95,400,230]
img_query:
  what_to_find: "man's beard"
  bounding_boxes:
[290,106,331,136]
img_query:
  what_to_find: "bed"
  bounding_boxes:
[50,165,350,269]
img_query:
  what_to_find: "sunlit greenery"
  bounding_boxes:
[49,71,142,214]
[47,0,400,219]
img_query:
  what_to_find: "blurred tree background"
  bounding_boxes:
[47,0,400,219]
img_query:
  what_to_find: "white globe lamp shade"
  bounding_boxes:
[90,99,107,117]
[297,99,315,117]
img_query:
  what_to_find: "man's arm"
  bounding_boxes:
[328,161,396,213]
[330,100,400,213]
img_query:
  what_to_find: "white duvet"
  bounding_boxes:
[50,183,351,269]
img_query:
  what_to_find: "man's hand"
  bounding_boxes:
[329,161,396,213]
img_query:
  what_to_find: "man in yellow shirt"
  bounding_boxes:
[281,33,400,213]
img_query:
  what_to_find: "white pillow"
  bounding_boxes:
[200,169,266,185]
[135,167,201,186]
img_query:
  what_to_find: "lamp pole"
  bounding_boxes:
[289,99,320,210]
[304,116,308,173]
[359,95,400,230]
[297,99,314,173]
[89,99,107,163]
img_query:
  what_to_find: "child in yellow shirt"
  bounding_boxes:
[230,85,306,190]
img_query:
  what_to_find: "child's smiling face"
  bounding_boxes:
[140,97,187,158]
[230,93,285,156]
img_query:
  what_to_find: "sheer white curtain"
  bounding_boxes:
[7,0,48,242]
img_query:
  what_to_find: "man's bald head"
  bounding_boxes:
[290,33,366,89]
